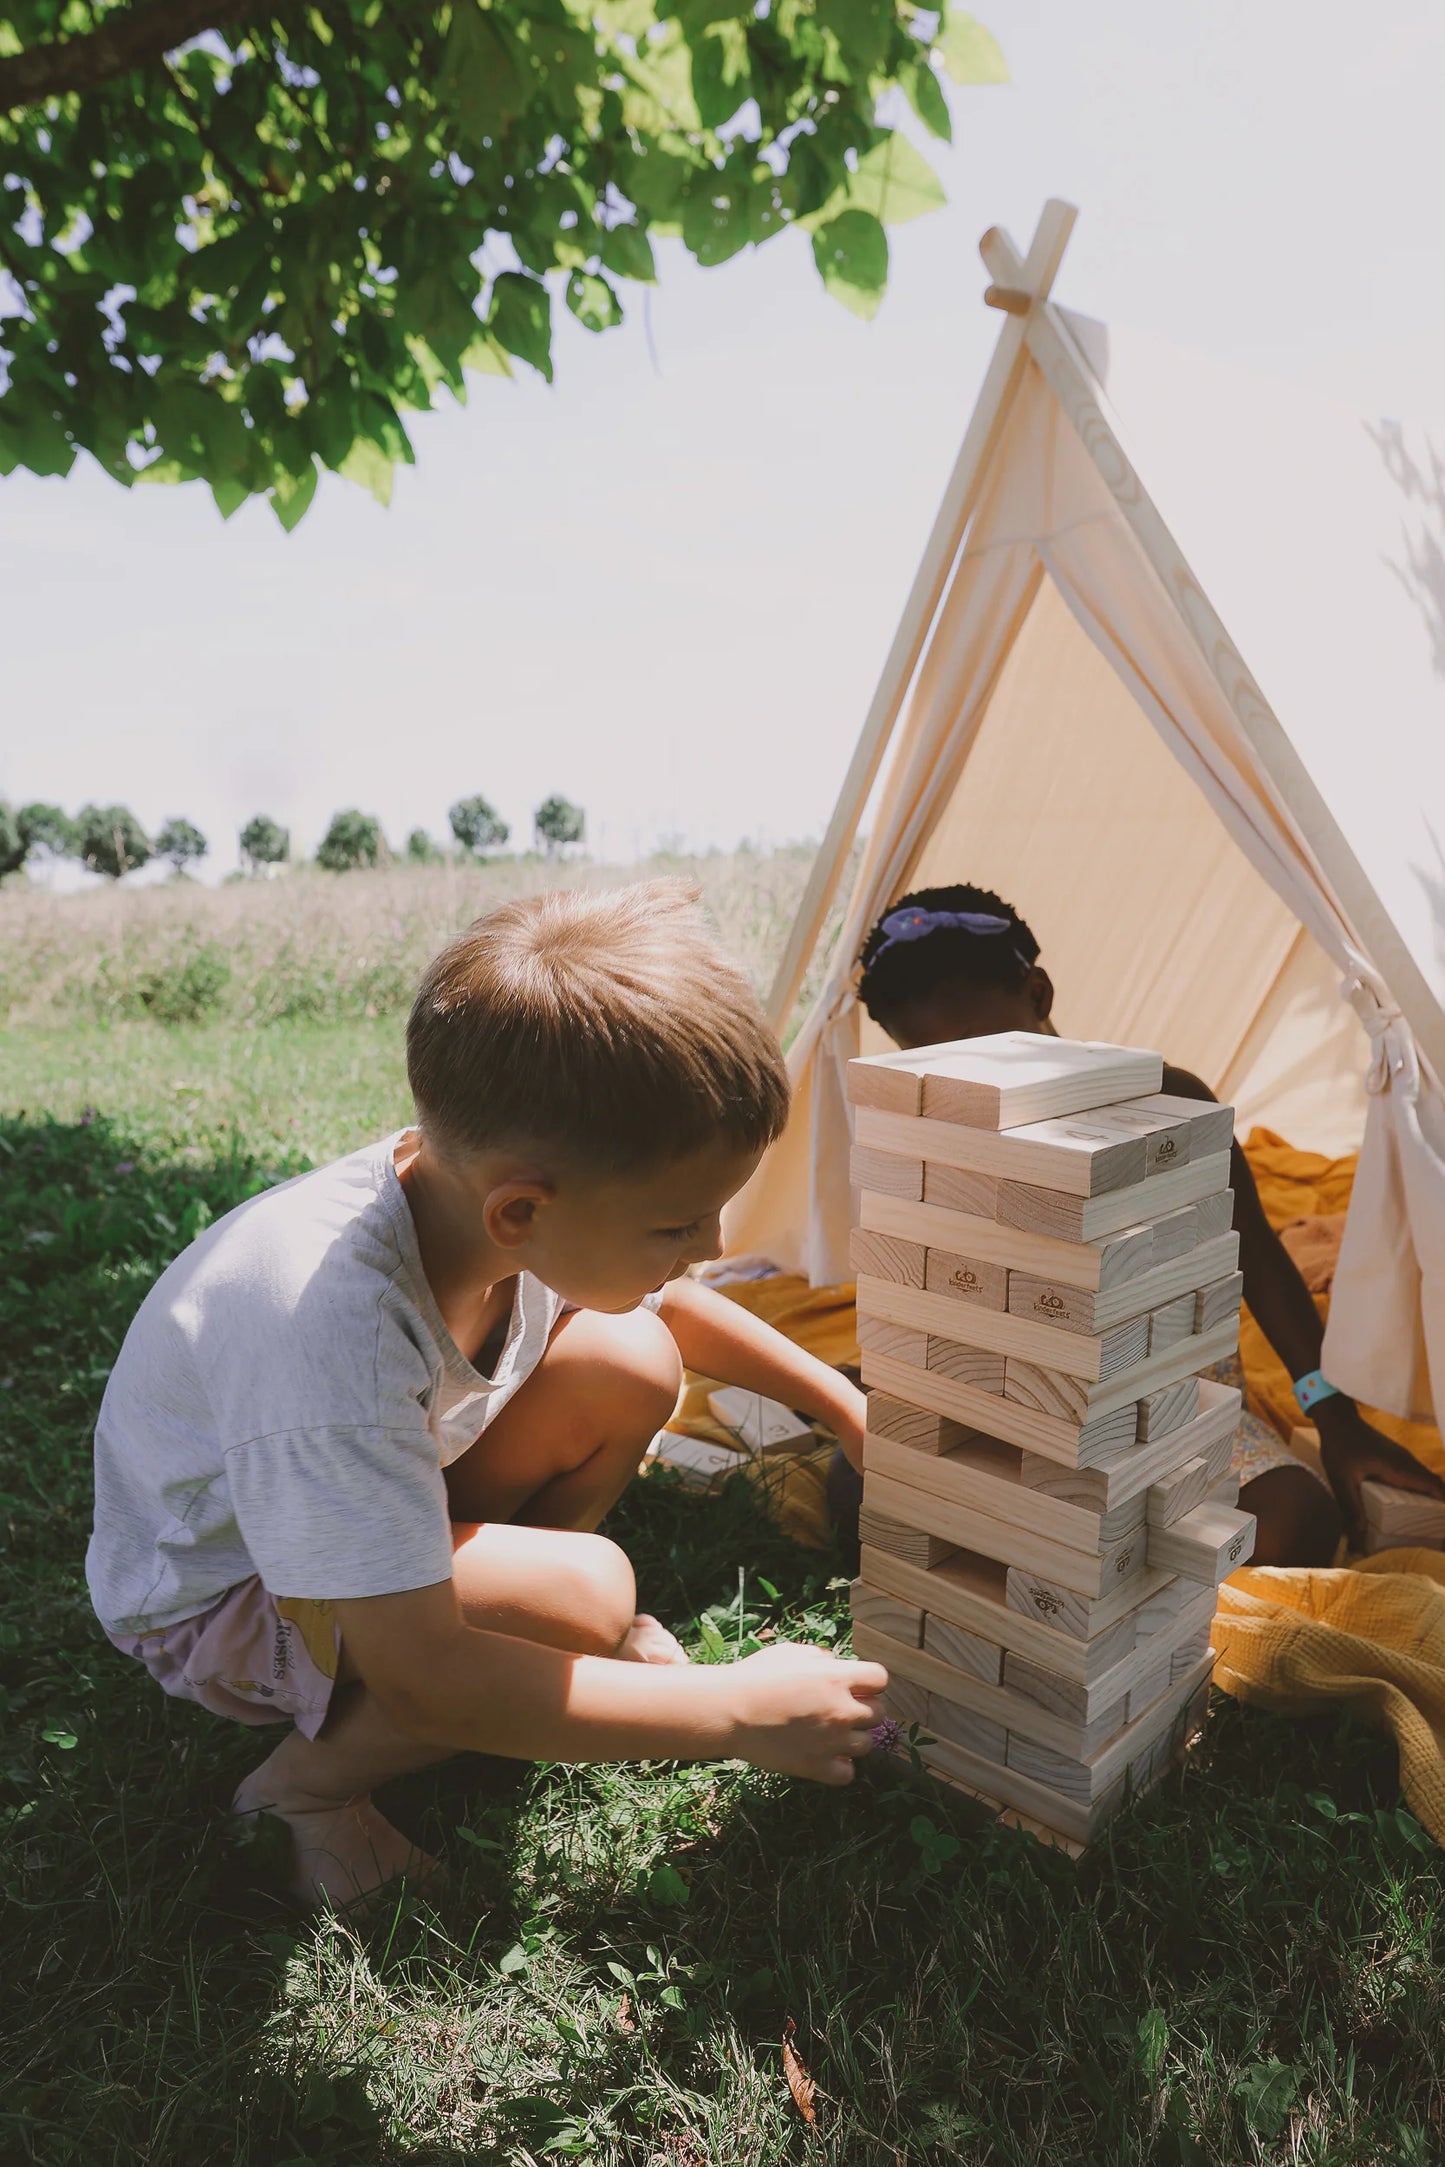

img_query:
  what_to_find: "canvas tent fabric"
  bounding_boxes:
[726,212,1445,1428]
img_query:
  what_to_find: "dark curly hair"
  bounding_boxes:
[856,883,1040,1025]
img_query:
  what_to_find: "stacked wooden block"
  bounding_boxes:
[847,1032,1256,1850]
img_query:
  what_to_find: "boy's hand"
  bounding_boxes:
[727,1642,888,1785]
[1317,1403,1445,1549]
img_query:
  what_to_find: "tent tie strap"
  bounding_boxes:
[1342,954,1420,1103]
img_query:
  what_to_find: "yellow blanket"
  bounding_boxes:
[1214,1553,1445,1840]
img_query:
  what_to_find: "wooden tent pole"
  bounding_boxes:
[977,225,1445,1086]
[764,201,1078,1037]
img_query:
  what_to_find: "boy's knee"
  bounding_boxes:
[566,1534,637,1653]
[567,1304,683,1434]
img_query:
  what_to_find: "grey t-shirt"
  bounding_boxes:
[86,1130,637,1636]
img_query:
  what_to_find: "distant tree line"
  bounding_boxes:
[0,793,588,879]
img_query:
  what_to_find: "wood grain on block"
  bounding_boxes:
[1071,1100,1193,1176]
[1014,1381,1233,1514]
[1001,1583,1215,1726]
[861,1347,1142,1468]
[849,1227,926,1287]
[849,1144,923,1201]
[861,1188,1153,1294]
[856,1507,957,1572]
[857,1272,1149,1383]
[879,1675,930,1729]
[1004,1545,1153,1642]
[1195,1271,1245,1333]
[924,1248,1008,1310]
[1148,1206,1200,1264]
[1003,1316,1240,1438]
[1126,1093,1235,1158]
[854,1102,1147,1198]
[1359,1482,1445,1550]
[925,1337,1008,1394]
[846,1053,923,1116]
[921,1162,1001,1217]
[865,1394,978,1456]
[996,1150,1232,1244]
[859,1545,1138,1687]
[1145,1457,1211,1529]
[1192,1188,1236,1241]
[1004,1650,1215,1806]
[923,1612,1004,1684]
[917,1730,1128,1847]
[1136,1376,1200,1443]
[1006,1275,1102,1337]
[904,1034,1162,1132]
[866,1431,1143,1564]
[849,1581,923,1647]
[1028,1231,1241,1339]
[856,1313,928,1367]
[925,1693,1007,1764]
[1148,1292,1197,1355]
[862,1466,1145,1600]
[851,1621,1148,1766]
[1123,1645,1172,1722]
[1146,1500,1256,1583]
[706,1389,815,1456]
[1169,1625,1215,1682]
[1002,1361,1122,1428]
[1000,1653,1128,1743]
[1130,1577,1194,1640]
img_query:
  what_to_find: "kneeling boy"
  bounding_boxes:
[88,882,884,1906]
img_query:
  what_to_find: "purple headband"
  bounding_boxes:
[869,906,1031,973]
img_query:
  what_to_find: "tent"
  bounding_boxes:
[726,201,1445,1427]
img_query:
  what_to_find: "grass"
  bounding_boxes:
[0,847,840,1033]
[5,888,1445,2160]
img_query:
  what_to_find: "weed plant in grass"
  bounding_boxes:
[0,845,844,1036]
[5,1078,1445,2159]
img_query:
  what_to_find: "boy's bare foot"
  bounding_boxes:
[232,1765,438,1911]
[620,1613,690,1665]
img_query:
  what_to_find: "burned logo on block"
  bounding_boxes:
[1036,1289,1068,1319]
[1030,1587,1064,1617]
[950,1267,981,1295]
[1114,1548,1135,1575]
[1154,1136,1178,1162]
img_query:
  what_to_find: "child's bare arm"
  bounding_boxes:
[657,1276,867,1467]
[334,1580,886,1782]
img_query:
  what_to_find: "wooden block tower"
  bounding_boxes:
[847,1032,1256,1852]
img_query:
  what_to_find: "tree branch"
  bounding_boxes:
[0,0,271,113]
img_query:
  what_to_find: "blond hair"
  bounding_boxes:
[406,880,790,1173]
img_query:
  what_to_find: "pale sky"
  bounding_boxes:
[4,0,1445,878]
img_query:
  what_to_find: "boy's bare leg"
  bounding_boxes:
[233,1305,683,1905]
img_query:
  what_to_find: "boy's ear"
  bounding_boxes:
[483,1179,554,1250]
[1026,967,1055,1024]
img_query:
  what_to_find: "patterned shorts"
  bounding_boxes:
[106,1579,341,1740]
[1206,1355,1328,1491]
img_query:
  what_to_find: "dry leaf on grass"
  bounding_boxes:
[616,1994,635,2034]
[782,2017,817,2126]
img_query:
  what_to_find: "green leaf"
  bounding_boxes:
[1137,2008,1168,2080]
[682,181,752,267]
[817,0,895,74]
[497,1941,529,1975]
[338,437,393,507]
[844,132,946,226]
[600,221,657,284]
[937,7,1009,84]
[565,272,623,333]
[459,331,513,377]
[270,458,319,532]
[648,1862,689,1906]
[1235,2059,1303,2140]
[812,207,888,318]
[41,1727,78,1750]
[903,56,953,141]
[437,1,531,148]
[211,476,249,519]
[488,272,553,381]
[689,19,753,131]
